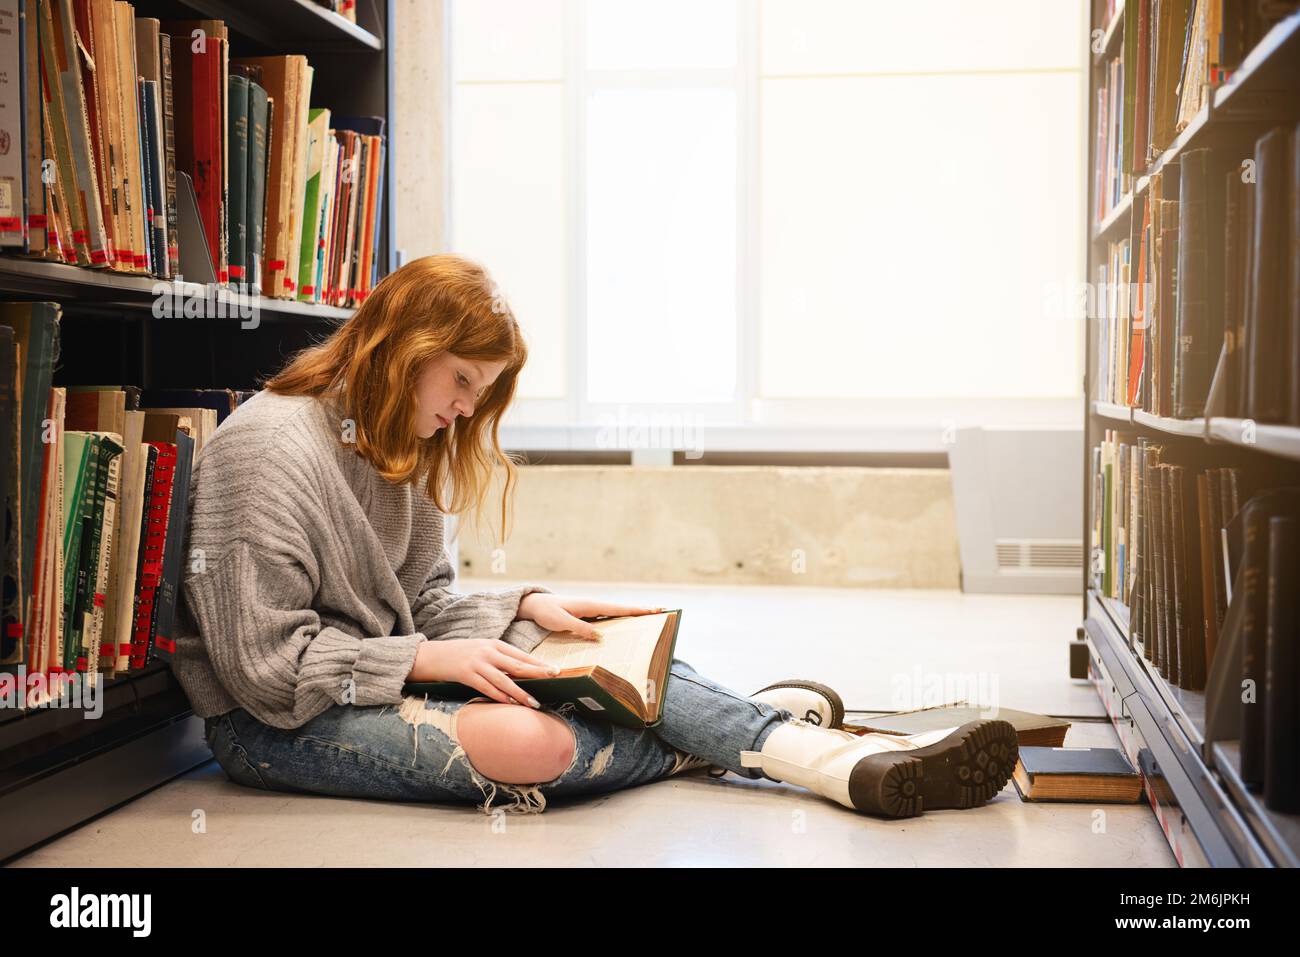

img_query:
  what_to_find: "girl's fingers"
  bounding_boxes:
[466,673,514,706]
[494,651,559,679]
[561,611,602,640]
[483,666,539,708]
[496,641,559,673]
[577,604,665,619]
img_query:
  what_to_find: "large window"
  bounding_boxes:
[449,0,1087,443]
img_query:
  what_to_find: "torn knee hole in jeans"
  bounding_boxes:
[389,694,585,817]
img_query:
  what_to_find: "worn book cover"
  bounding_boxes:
[404,609,683,730]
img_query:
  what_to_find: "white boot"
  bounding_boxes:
[741,717,1019,818]
[749,679,844,729]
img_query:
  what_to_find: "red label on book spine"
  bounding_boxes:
[73,230,88,243]
[302,285,314,296]
[27,214,47,228]
[219,269,229,283]
[93,592,105,607]
[267,259,286,270]
[90,249,108,264]
[0,217,21,231]
[156,635,176,653]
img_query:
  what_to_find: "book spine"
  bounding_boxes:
[1263,515,1300,811]
[1174,149,1210,416]
[158,31,179,276]
[130,441,173,670]
[63,437,94,669]
[148,431,192,661]
[121,443,155,672]
[144,80,168,278]
[21,0,47,251]
[1239,498,1270,786]
[52,0,111,264]
[0,0,25,245]
[226,73,249,289]
[296,110,325,301]
[88,439,121,676]
[0,326,21,664]
[246,82,269,295]
[1245,127,1291,423]
[136,78,154,275]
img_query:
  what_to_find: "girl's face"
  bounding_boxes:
[413,352,508,439]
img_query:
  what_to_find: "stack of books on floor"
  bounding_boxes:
[0,300,254,702]
[1090,427,1300,812]
[0,1,386,307]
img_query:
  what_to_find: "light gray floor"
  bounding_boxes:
[8,580,1175,867]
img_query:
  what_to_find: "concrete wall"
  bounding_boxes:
[455,466,961,589]
[393,0,447,260]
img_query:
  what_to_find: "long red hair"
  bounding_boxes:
[262,254,529,544]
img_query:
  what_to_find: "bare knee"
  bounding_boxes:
[457,703,576,784]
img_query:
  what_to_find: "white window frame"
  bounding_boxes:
[444,0,1087,455]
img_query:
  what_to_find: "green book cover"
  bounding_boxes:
[227,74,251,290]
[404,609,684,730]
[297,108,331,301]
[72,433,121,673]
[246,80,271,295]
[1121,0,1137,176]
[61,433,94,669]
[70,434,109,670]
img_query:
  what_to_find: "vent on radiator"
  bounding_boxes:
[995,538,1082,572]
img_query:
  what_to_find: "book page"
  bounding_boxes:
[531,612,671,702]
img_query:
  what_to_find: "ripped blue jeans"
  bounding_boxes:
[202,657,792,815]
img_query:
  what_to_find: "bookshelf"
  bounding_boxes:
[1079,2,1300,867]
[0,0,395,864]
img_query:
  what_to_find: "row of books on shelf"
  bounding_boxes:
[1092,428,1300,811]
[1096,124,1299,425]
[1092,0,1294,222]
[0,302,252,699]
[0,1,387,307]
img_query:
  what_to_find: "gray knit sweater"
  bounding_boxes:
[170,388,552,729]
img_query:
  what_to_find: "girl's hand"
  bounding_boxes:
[410,639,560,708]
[517,594,665,641]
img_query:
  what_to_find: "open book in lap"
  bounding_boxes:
[403,610,683,729]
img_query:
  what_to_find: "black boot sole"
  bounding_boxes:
[846,719,1019,818]
[752,679,846,729]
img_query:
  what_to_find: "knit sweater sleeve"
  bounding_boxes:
[183,539,428,729]
[182,435,426,730]
[410,512,554,654]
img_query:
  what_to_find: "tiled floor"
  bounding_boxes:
[7,580,1175,867]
